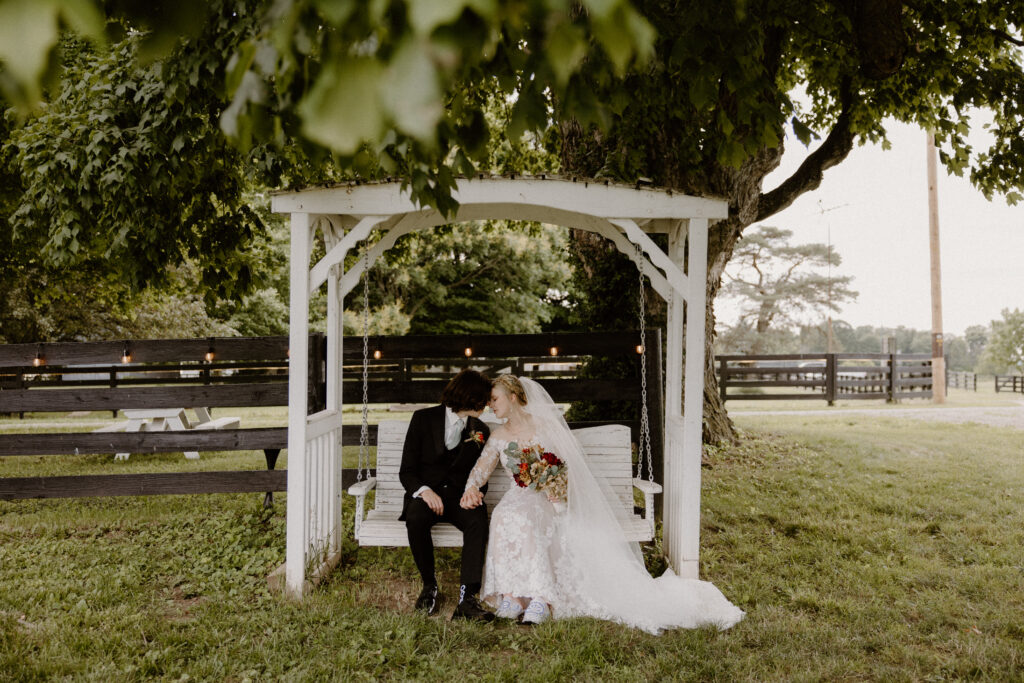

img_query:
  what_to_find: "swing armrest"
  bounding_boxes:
[632,478,662,495]
[632,478,662,536]
[347,477,377,542]
[347,477,377,497]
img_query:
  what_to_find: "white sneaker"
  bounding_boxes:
[495,598,525,620]
[521,600,550,624]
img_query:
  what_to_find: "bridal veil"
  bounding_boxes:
[518,377,744,634]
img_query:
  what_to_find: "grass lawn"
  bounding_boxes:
[1,411,1022,680]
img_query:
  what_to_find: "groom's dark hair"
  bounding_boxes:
[441,369,491,412]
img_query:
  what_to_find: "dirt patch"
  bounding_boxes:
[162,586,205,623]
[339,566,465,618]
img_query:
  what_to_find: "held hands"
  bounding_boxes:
[460,486,484,509]
[421,489,444,515]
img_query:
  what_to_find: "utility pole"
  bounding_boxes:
[818,201,847,354]
[926,131,946,403]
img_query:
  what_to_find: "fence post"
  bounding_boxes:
[825,354,836,405]
[888,353,898,402]
[109,368,118,417]
[718,357,728,402]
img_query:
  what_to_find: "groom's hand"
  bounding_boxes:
[421,489,444,515]
[460,487,484,509]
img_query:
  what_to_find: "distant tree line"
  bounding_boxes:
[714,312,1022,376]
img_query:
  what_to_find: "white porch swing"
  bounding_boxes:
[271,177,728,597]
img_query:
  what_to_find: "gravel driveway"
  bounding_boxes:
[733,402,1024,431]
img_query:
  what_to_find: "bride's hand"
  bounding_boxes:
[461,487,484,509]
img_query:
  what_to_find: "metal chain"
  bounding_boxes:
[635,243,654,483]
[358,248,371,482]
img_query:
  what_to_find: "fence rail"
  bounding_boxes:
[1,331,662,501]
[946,370,977,391]
[994,375,1024,393]
[717,353,933,404]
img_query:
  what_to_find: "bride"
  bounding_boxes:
[459,374,744,634]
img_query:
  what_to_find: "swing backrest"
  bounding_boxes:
[372,420,635,513]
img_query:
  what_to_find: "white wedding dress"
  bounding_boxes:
[465,378,744,635]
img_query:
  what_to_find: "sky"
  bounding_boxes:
[717,119,1024,337]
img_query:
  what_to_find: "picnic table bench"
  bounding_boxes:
[94,407,242,460]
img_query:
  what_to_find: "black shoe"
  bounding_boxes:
[451,594,496,622]
[415,585,441,616]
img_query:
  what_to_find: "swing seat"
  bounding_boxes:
[348,420,661,546]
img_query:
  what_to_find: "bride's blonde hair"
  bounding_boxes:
[493,374,528,405]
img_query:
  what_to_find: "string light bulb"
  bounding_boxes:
[464,346,473,358]
[205,338,215,362]
[33,345,45,367]
[373,349,382,360]
[549,346,559,356]
[635,344,645,355]
[121,342,132,364]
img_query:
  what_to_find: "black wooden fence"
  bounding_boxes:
[717,353,933,404]
[994,375,1024,393]
[1,331,662,500]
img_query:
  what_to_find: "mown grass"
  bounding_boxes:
[1,412,1022,681]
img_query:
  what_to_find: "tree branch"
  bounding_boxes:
[756,76,857,222]
[993,29,1024,47]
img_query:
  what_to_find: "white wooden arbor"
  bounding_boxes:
[271,177,729,598]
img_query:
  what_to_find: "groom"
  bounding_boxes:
[399,369,494,621]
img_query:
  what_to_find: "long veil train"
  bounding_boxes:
[519,377,744,634]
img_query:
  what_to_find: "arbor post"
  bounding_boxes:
[285,213,313,597]
[664,218,708,580]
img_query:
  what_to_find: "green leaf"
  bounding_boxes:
[56,0,105,39]
[689,76,718,110]
[298,58,384,155]
[0,0,60,102]
[546,21,587,87]
[592,12,633,75]
[718,138,745,168]
[380,39,443,144]
[408,0,482,35]
[226,40,257,97]
[582,0,618,20]
[791,116,818,146]
[312,0,358,25]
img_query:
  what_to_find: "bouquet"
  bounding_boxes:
[503,442,568,504]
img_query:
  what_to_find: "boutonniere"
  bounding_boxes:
[464,431,485,445]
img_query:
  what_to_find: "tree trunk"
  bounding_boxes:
[557,6,861,445]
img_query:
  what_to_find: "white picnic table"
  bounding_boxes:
[94,407,240,460]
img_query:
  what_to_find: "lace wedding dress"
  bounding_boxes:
[468,435,566,607]
[465,378,744,635]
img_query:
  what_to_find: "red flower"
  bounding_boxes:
[540,452,561,466]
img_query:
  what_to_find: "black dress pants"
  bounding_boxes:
[404,485,488,588]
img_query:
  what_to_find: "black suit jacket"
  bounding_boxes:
[399,405,490,519]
